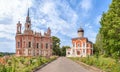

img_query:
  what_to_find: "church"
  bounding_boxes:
[15,9,52,57]
[66,28,93,57]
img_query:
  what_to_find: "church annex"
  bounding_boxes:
[15,9,52,57]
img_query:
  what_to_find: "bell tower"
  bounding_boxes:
[47,27,51,36]
[16,21,22,34]
[78,27,84,37]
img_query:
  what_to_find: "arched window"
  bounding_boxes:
[83,49,85,53]
[68,52,70,55]
[87,44,89,47]
[73,44,75,47]
[77,51,80,55]
[37,43,39,48]
[18,42,20,48]
[78,44,80,47]
[50,44,52,49]
[83,43,85,48]
[23,41,25,48]
[28,25,29,28]
[28,42,31,48]
[41,43,43,49]
[46,43,48,49]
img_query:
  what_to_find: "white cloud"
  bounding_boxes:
[0,0,33,52]
[0,0,98,52]
[26,0,79,47]
[84,23,93,29]
[80,0,92,11]
[0,24,15,34]
[0,0,33,40]
[0,42,15,52]
[0,0,32,19]
[0,32,14,40]
[85,29,97,43]
[31,0,78,38]
[95,15,102,25]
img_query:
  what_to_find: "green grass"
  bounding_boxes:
[0,56,57,72]
[69,56,120,72]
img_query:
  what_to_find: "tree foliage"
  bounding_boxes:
[0,52,14,57]
[61,46,70,56]
[0,53,3,57]
[94,33,104,54]
[99,0,120,58]
[52,36,61,56]
[52,36,70,56]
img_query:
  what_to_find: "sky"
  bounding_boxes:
[0,0,112,52]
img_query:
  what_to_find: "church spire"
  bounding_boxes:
[25,8,31,30]
[26,8,31,23]
[27,8,29,17]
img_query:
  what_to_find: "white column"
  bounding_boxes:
[75,42,77,56]
[85,43,86,57]
[25,48,28,56]
[82,42,83,56]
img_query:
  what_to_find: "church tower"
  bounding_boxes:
[77,27,84,37]
[25,8,31,30]
[16,21,22,34]
[24,8,33,34]
[47,27,51,36]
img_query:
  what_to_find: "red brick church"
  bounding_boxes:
[66,27,93,57]
[15,9,52,57]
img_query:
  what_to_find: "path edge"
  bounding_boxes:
[32,57,59,72]
[68,57,105,72]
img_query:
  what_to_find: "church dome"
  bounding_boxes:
[78,28,84,32]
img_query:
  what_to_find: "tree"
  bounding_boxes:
[94,33,104,55]
[52,36,61,56]
[61,46,70,56]
[0,53,3,57]
[99,0,120,58]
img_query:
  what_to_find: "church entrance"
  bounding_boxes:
[77,51,80,55]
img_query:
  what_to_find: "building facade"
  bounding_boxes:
[66,28,93,57]
[15,9,52,57]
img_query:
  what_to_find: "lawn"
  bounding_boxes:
[69,56,120,72]
[0,56,57,72]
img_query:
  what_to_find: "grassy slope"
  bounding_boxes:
[0,56,57,72]
[69,56,120,72]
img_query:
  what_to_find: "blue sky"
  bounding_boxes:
[0,0,112,52]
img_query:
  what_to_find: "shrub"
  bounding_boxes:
[0,56,57,72]
[69,56,120,72]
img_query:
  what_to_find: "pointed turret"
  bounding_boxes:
[27,8,29,17]
[16,21,22,34]
[25,8,31,30]
[47,27,51,36]
[26,8,31,23]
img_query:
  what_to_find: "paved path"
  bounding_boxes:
[36,57,94,72]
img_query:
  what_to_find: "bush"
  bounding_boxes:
[0,56,57,72]
[69,56,120,72]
